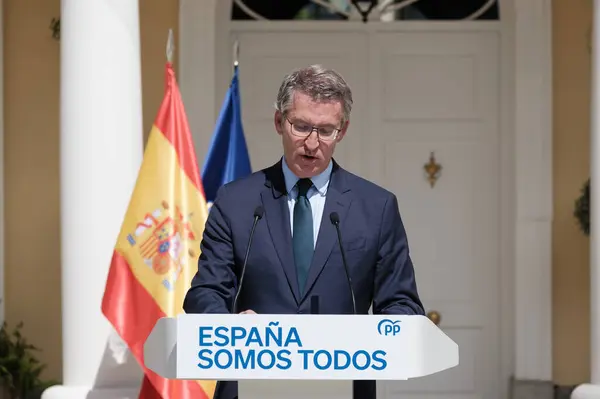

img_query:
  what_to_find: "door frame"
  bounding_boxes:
[177,0,554,396]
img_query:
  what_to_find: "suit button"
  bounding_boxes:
[297,310,304,314]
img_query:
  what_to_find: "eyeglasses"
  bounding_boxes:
[285,117,341,141]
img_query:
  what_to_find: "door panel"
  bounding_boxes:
[229,26,500,399]
[234,31,368,175]
[369,30,500,399]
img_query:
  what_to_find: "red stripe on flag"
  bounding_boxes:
[101,251,210,399]
[153,62,205,197]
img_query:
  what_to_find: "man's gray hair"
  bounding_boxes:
[274,64,353,123]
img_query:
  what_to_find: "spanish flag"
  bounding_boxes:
[101,62,214,399]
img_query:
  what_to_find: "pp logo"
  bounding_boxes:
[377,319,401,336]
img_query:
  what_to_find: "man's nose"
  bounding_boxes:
[304,130,319,150]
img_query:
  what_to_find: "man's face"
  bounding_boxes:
[274,91,348,178]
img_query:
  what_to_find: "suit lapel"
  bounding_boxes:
[260,161,301,304]
[301,163,352,302]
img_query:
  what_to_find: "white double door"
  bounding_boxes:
[224,22,502,399]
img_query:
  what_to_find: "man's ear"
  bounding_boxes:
[336,120,350,142]
[274,111,284,136]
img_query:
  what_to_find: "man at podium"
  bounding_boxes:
[183,64,425,399]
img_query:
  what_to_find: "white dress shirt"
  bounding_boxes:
[281,157,333,248]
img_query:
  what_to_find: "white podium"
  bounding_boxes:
[144,314,459,399]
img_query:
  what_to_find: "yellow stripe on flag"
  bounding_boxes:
[115,125,209,317]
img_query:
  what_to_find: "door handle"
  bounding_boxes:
[427,310,441,326]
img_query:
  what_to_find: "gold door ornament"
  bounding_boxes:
[424,152,442,187]
[427,310,441,326]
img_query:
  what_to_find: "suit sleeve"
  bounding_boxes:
[372,194,425,316]
[183,185,237,314]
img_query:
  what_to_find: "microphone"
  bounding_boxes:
[329,212,357,315]
[232,206,264,314]
[310,295,320,314]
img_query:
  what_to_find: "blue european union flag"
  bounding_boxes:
[201,65,252,204]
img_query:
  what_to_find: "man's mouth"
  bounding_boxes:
[301,154,316,160]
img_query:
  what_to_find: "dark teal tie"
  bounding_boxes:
[293,178,314,295]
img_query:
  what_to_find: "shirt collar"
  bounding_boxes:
[281,156,332,197]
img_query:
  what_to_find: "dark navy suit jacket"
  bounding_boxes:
[183,159,425,399]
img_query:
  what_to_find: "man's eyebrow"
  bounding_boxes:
[291,117,337,128]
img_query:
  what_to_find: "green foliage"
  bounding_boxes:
[0,322,58,399]
[574,178,590,236]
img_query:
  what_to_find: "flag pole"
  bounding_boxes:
[166,28,175,63]
[233,39,239,71]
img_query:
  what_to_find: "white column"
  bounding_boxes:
[42,1,144,398]
[512,0,554,383]
[573,1,600,398]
